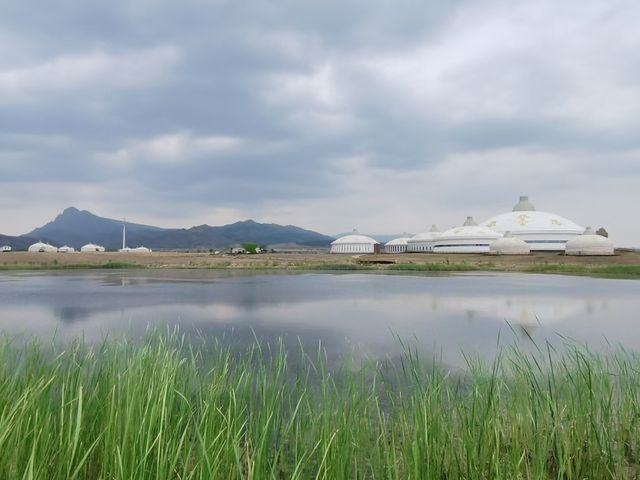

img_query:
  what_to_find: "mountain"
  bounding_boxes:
[21,207,334,250]
[0,234,41,251]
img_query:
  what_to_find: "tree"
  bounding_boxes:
[241,242,258,254]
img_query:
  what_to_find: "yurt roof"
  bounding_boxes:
[481,210,584,234]
[565,227,614,249]
[490,232,530,249]
[332,234,379,245]
[408,225,441,242]
[30,241,54,248]
[439,217,502,240]
[385,237,410,246]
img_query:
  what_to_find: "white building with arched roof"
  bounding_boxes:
[432,217,502,253]
[407,225,442,253]
[384,236,410,253]
[331,230,380,254]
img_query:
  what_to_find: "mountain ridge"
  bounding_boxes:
[17,207,334,250]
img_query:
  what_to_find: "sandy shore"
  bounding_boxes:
[0,250,639,273]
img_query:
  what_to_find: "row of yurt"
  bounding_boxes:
[330,196,614,256]
[28,242,106,253]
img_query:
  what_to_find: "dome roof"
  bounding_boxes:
[408,224,441,243]
[332,230,379,245]
[385,237,410,246]
[439,217,502,240]
[565,227,614,255]
[490,232,531,255]
[481,210,584,234]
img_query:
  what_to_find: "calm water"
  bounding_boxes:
[0,270,638,367]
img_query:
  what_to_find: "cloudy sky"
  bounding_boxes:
[1,0,639,245]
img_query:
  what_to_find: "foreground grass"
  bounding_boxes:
[525,263,640,277]
[1,334,640,479]
[0,261,144,271]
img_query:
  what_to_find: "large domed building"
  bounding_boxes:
[432,217,503,253]
[407,225,442,253]
[480,196,584,251]
[330,230,380,254]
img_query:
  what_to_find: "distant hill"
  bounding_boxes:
[21,207,334,250]
[0,234,41,251]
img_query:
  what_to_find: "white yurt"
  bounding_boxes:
[131,246,152,253]
[80,243,106,253]
[330,230,380,254]
[489,232,531,255]
[407,225,442,253]
[1,245,12,253]
[57,246,76,253]
[384,237,410,254]
[432,217,503,254]
[28,242,57,253]
[481,196,584,251]
[565,227,615,256]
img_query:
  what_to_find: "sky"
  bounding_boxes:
[1,1,639,245]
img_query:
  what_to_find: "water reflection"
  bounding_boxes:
[0,271,638,368]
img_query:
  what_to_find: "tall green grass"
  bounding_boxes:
[1,333,639,478]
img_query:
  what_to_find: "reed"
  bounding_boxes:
[0,332,639,479]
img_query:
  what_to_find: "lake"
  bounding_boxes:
[0,270,638,368]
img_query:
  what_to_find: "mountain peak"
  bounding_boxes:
[61,206,84,216]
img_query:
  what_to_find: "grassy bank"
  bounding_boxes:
[0,261,144,271]
[1,251,640,278]
[525,263,640,277]
[1,333,640,478]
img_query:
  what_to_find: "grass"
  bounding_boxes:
[0,261,144,271]
[525,263,640,277]
[1,332,640,478]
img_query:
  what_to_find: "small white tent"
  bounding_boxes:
[28,242,57,253]
[80,243,106,252]
[489,232,531,255]
[565,227,615,256]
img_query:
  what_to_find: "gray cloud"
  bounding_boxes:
[0,0,639,245]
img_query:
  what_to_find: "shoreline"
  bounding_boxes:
[0,251,639,278]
